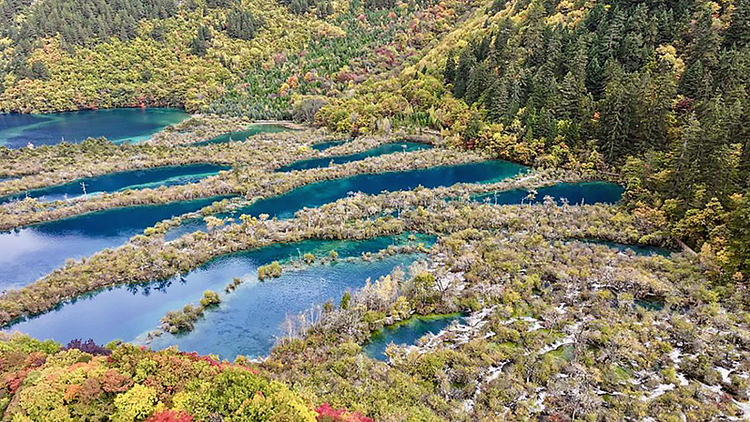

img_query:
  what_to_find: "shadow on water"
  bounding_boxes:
[363,313,465,361]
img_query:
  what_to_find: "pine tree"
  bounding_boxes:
[226,7,259,40]
[597,62,634,161]
[558,71,584,121]
[680,60,705,99]
[453,50,475,99]
[466,60,492,105]
[443,51,456,84]
[191,26,210,56]
[726,0,750,48]
[30,61,49,80]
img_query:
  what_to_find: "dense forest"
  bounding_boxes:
[312,0,750,288]
[435,0,750,287]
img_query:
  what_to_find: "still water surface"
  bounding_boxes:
[0,108,189,148]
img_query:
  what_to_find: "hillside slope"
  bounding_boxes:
[317,0,750,286]
[0,0,472,116]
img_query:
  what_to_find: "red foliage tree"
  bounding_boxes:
[315,403,373,422]
[146,410,194,422]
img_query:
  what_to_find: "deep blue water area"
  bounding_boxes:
[472,182,624,206]
[162,160,527,239]
[239,161,527,219]
[0,108,189,148]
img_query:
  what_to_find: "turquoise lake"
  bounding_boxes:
[191,124,290,146]
[5,235,429,358]
[164,160,528,240]
[0,108,189,148]
[276,142,431,172]
[232,160,526,219]
[473,181,624,205]
[0,196,229,289]
[0,164,230,204]
[363,313,464,361]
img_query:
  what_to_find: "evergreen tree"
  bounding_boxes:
[466,61,492,105]
[453,50,475,99]
[597,62,635,161]
[226,7,259,40]
[558,71,584,121]
[443,51,456,85]
[30,61,49,80]
[191,26,210,56]
[726,0,750,48]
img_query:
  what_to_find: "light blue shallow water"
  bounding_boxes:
[276,142,431,172]
[0,164,231,204]
[363,313,464,361]
[5,235,431,358]
[0,108,189,148]
[0,196,231,289]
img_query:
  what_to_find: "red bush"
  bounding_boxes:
[315,403,373,422]
[146,410,194,422]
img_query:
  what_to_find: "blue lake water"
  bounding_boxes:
[0,196,230,289]
[145,253,423,359]
[5,235,429,357]
[363,313,464,361]
[311,140,348,151]
[191,124,290,146]
[242,161,527,219]
[472,181,624,206]
[0,164,230,204]
[276,142,431,172]
[0,108,189,148]
[164,160,528,239]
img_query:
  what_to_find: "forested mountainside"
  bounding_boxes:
[0,0,459,116]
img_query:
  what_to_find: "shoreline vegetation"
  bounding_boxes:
[0,137,469,230]
[262,228,750,419]
[0,185,657,326]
